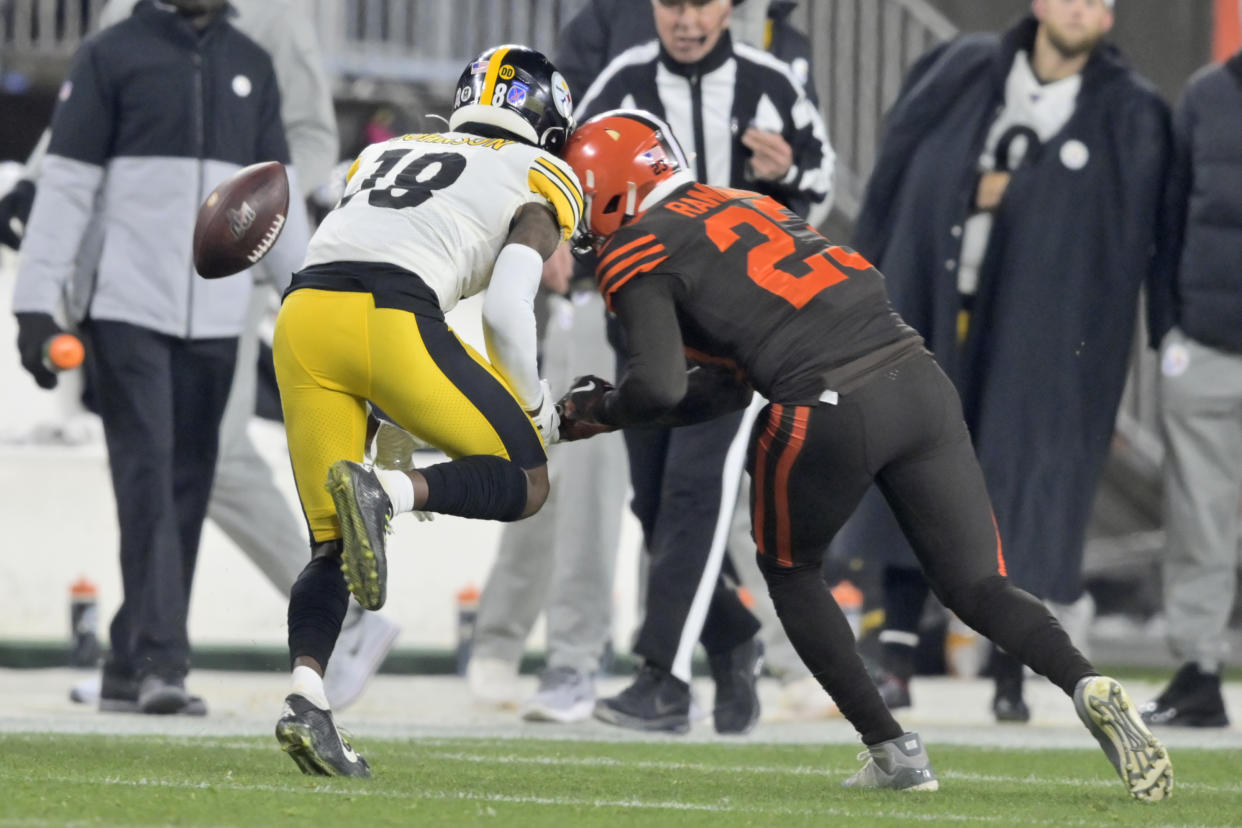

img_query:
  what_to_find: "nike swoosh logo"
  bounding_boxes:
[652,695,682,716]
[571,380,596,394]
[340,738,359,764]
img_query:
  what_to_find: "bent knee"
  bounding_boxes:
[520,465,551,518]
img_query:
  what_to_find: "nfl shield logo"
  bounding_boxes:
[507,81,529,108]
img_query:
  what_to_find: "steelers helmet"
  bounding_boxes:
[449,45,575,156]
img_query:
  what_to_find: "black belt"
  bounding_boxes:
[286,261,444,321]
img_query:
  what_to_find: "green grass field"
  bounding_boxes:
[2,734,1238,827]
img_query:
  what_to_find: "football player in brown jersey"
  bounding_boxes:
[554,109,1172,801]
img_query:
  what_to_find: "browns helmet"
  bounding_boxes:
[449,45,574,155]
[561,109,690,251]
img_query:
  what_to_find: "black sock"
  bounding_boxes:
[288,548,350,670]
[760,557,903,745]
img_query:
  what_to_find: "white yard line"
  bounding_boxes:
[0,774,1172,826]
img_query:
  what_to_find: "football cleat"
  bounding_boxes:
[275,693,371,778]
[1074,675,1173,801]
[843,731,939,791]
[325,460,392,611]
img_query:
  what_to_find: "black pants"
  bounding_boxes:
[625,409,761,682]
[752,352,1092,742]
[84,320,237,681]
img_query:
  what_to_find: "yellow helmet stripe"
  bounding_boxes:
[479,47,512,107]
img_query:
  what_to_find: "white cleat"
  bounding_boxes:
[1074,675,1173,802]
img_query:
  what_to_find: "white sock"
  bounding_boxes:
[291,664,330,709]
[375,469,415,514]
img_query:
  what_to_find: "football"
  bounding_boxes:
[193,160,289,279]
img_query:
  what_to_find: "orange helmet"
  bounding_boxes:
[562,109,689,250]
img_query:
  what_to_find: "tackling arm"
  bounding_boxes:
[482,201,563,412]
[590,276,752,429]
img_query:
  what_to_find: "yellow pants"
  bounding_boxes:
[273,289,546,542]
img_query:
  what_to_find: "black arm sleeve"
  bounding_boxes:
[600,276,753,428]
[599,275,687,426]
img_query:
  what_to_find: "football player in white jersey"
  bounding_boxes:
[271,45,582,777]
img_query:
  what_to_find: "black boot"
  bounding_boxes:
[709,638,763,734]
[1139,662,1229,727]
[990,648,1029,723]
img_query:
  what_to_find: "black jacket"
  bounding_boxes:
[843,16,1171,600]
[1148,50,1242,353]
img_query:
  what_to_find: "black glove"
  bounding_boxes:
[555,374,617,442]
[0,179,36,251]
[15,311,63,389]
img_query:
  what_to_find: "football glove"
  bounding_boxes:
[526,379,562,446]
[555,374,618,442]
[15,311,63,390]
[0,179,35,251]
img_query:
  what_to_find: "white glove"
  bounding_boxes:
[526,379,561,446]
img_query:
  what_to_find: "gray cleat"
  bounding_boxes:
[1073,675,1173,801]
[326,460,392,611]
[275,693,371,778]
[843,731,939,791]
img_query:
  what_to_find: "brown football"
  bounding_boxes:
[193,160,290,279]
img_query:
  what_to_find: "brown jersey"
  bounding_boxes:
[596,181,923,404]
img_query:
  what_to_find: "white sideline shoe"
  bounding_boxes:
[324,608,399,711]
[467,656,522,709]
[521,667,595,723]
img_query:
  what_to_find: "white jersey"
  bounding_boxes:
[304,132,583,312]
[959,52,1082,296]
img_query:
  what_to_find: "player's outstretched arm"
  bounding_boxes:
[482,202,565,439]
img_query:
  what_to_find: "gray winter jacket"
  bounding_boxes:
[1149,50,1242,353]
[12,1,308,338]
